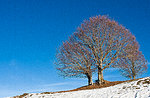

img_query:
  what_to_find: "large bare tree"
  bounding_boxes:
[74,15,138,84]
[56,36,96,85]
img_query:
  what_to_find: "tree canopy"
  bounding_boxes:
[55,15,147,85]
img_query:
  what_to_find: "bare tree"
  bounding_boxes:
[56,36,96,85]
[74,15,138,84]
[117,47,148,80]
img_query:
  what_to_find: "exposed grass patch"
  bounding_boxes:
[12,78,143,98]
[13,93,29,98]
[137,78,150,85]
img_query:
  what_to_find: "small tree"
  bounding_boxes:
[118,49,148,80]
[56,36,96,85]
[74,15,137,84]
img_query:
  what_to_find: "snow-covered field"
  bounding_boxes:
[9,77,150,98]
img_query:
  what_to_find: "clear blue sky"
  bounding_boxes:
[0,0,149,97]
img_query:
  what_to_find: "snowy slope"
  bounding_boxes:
[9,77,150,98]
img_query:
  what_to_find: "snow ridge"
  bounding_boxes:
[9,77,150,98]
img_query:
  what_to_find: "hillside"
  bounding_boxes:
[9,77,150,98]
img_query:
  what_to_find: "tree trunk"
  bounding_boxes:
[87,75,93,85]
[86,74,93,85]
[97,66,104,85]
[131,62,136,80]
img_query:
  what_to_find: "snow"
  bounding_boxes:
[8,77,150,98]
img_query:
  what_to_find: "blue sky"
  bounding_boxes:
[0,0,149,97]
